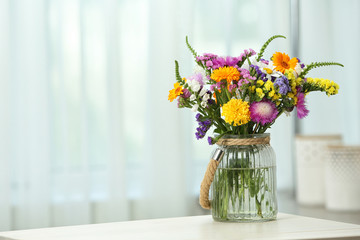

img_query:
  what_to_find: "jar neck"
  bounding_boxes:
[216,133,270,146]
[220,133,270,139]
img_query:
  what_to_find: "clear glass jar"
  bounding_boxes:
[211,134,277,222]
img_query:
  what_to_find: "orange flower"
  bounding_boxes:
[210,66,240,84]
[168,82,183,102]
[272,52,298,74]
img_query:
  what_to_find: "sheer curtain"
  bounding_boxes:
[299,0,360,145]
[1,0,295,231]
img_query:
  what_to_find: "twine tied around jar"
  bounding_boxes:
[199,136,271,209]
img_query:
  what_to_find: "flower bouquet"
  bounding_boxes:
[168,35,342,222]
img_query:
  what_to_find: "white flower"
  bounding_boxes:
[201,101,207,108]
[262,61,282,79]
[294,63,303,77]
[191,104,199,112]
[254,60,267,69]
[202,93,210,101]
[242,61,250,71]
[199,87,207,97]
[193,65,207,79]
[242,56,257,71]
[189,80,201,92]
[189,94,196,101]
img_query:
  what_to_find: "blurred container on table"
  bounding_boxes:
[325,145,360,211]
[295,135,342,206]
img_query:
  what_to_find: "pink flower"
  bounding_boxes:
[229,84,237,92]
[296,93,309,119]
[188,73,204,86]
[250,100,278,125]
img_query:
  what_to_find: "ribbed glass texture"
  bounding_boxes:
[211,134,277,222]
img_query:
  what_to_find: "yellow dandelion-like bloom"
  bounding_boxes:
[272,52,298,74]
[168,82,183,102]
[221,99,251,126]
[210,66,240,84]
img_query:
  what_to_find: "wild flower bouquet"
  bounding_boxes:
[168,35,342,144]
[168,35,343,221]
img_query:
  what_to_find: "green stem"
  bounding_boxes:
[256,196,263,218]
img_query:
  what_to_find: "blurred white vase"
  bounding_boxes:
[295,135,342,206]
[325,145,360,211]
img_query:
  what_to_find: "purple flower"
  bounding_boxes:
[260,59,269,64]
[195,113,201,121]
[296,93,309,119]
[207,99,215,105]
[181,89,191,98]
[250,100,279,125]
[274,76,291,95]
[195,114,212,140]
[207,136,214,145]
[250,64,267,81]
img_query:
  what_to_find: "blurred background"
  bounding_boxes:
[0,0,359,231]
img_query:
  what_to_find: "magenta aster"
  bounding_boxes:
[250,100,278,125]
[296,93,309,119]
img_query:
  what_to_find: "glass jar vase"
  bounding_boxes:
[210,134,277,222]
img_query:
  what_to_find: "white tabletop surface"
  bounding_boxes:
[1,213,360,240]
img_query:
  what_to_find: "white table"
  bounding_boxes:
[1,213,360,240]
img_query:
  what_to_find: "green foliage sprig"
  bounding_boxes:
[186,36,198,59]
[256,35,286,61]
[299,61,344,78]
[174,60,184,83]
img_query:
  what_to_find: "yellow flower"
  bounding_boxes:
[307,77,314,84]
[256,88,265,99]
[293,96,298,105]
[272,52,298,74]
[327,87,335,95]
[257,80,264,87]
[210,66,240,84]
[168,82,183,102]
[307,77,339,96]
[263,67,273,74]
[285,69,295,80]
[287,93,295,98]
[264,81,274,92]
[249,85,256,93]
[272,93,281,101]
[221,99,251,126]
[268,90,275,98]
